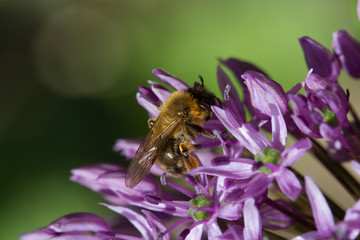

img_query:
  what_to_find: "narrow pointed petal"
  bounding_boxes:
[242,71,288,119]
[217,66,246,120]
[333,30,360,79]
[136,92,160,117]
[113,139,140,159]
[269,103,287,151]
[299,37,340,80]
[281,138,312,167]
[243,198,262,240]
[212,106,271,155]
[220,58,269,115]
[149,82,172,103]
[101,204,153,240]
[275,168,302,201]
[305,176,335,237]
[152,69,189,90]
[138,86,159,103]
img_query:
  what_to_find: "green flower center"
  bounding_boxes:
[188,195,213,221]
[255,147,281,174]
[322,107,338,126]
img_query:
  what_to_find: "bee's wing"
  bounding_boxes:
[125,115,184,188]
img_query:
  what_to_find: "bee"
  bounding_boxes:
[125,79,218,188]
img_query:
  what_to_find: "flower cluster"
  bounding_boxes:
[21,4,360,240]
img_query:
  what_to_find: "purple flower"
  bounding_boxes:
[299,36,340,81]
[333,29,360,79]
[211,104,311,201]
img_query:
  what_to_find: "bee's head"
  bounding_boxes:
[187,76,220,113]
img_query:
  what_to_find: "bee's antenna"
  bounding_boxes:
[198,75,204,86]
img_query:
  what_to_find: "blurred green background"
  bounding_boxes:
[1,0,359,239]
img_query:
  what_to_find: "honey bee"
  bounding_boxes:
[125,79,218,188]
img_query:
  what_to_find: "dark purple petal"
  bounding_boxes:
[101,204,154,240]
[217,66,246,120]
[149,81,172,103]
[218,225,244,240]
[220,58,269,116]
[275,168,302,201]
[305,176,335,237]
[241,71,288,119]
[333,30,360,78]
[243,198,262,240]
[152,69,189,90]
[281,138,312,167]
[113,139,140,159]
[136,92,160,118]
[138,86,159,103]
[299,36,340,80]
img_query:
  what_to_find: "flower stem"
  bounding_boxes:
[265,198,316,231]
[310,139,360,200]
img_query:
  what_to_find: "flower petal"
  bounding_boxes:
[217,66,246,120]
[242,71,288,119]
[20,230,51,240]
[299,36,340,80]
[243,198,262,240]
[152,69,189,90]
[333,30,360,79]
[113,139,140,159]
[305,176,335,237]
[136,92,160,118]
[275,168,302,201]
[281,138,312,167]
[188,159,254,179]
[101,204,153,240]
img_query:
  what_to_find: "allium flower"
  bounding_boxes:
[22,4,360,239]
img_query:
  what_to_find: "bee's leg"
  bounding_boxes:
[147,118,156,129]
[186,123,215,139]
[179,141,200,170]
